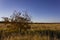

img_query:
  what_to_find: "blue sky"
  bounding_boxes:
[0,0,60,22]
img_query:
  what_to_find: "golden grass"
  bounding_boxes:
[0,23,60,40]
[30,23,60,31]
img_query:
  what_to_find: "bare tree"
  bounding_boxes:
[10,11,31,33]
[10,10,31,23]
[2,17,9,22]
[10,10,21,22]
[2,10,31,34]
[23,11,31,23]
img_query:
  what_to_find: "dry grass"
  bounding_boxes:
[0,23,60,40]
[30,23,60,30]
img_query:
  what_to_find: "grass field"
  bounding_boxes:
[30,23,60,30]
[0,23,60,40]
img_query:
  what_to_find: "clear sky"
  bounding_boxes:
[0,0,60,22]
